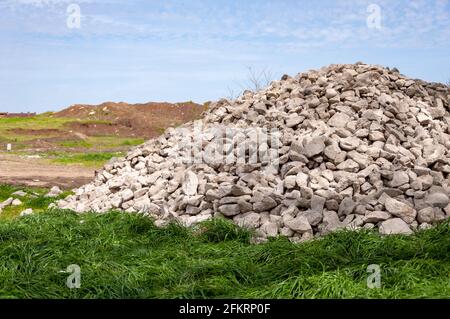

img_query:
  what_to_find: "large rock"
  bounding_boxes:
[417,207,437,224]
[11,199,22,206]
[384,197,416,224]
[379,218,413,235]
[319,211,343,234]
[302,137,325,158]
[285,215,312,234]
[253,196,277,213]
[0,197,13,209]
[363,211,391,223]
[338,197,356,216]
[425,192,449,208]
[219,204,241,217]
[12,190,27,197]
[20,208,33,217]
[182,171,199,196]
[45,186,63,198]
[328,112,350,128]
[234,212,261,228]
[339,137,360,151]
[390,172,409,187]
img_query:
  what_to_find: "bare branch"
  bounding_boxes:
[225,66,276,101]
[226,86,237,101]
[245,66,274,92]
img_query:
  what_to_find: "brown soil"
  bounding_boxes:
[0,154,95,189]
[66,122,136,137]
[56,101,208,138]
[27,134,86,151]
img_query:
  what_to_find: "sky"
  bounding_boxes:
[0,0,449,113]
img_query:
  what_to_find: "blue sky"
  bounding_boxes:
[1,0,449,113]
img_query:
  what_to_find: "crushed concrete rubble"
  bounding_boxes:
[56,63,450,243]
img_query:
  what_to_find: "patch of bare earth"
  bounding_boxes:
[0,154,94,189]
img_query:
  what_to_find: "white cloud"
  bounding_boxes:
[0,0,449,49]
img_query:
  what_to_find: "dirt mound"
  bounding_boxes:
[55,101,208,138]
[57,63,450,242]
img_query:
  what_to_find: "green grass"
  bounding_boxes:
[0,115,110,131]
[120,138,145,146]
[76,119,114,125]
[0,115,142,151]
[0,115,75,145]
[46,151,124,167]
[0,114,71,132]
[56,137,144,150]
[0,182,448,299]
[0,185,70,220]
[58,140,93,148]
[85,136,144,149]
[54,136,145,151]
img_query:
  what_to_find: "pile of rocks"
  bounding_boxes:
[56,63,450,242]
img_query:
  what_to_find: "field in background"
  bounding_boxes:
[0,114,137,167]
[0,101,206,167]
[0,102,207,188]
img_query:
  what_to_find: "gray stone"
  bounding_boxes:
[417,207,436,224]
[284,175,297,189]
[311,195,326,213]
[286,115,303,128]
[328,112,350,128]
[0,197,13,209]
[339,137,360,151]
[12,190,27,197]
[296,172,309,187]
[379,218,413,235]
[384,197,416,224]
[182,171,199,196]
[11,198,22,206]
[45,186,63,198]
[425,192,449,208]
[336,159,359,172]
[235,212,261,228]
[320,211,343,234]
[285,215,312,233]
[301,211,323,226]
[363,211,390,223]
[325,88,338,99]
[219,204,241,216]
[261,222,279,237]
[302,137,325,158]
[253,196,278,213]
[390,171,409,187]
[121,189,134,202]
[338,197,356,216]
[19,208,33,217]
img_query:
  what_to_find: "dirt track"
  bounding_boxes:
[0,154,95,189]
